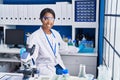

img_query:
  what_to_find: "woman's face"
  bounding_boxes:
[41,12,55,30]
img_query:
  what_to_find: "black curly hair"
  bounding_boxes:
[40,8,55,20]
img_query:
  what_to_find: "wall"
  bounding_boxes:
[16,25,72,42]
[3,0,71,4]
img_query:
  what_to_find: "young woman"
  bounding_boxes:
[27,8,69,76]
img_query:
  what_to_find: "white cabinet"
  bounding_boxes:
[55,3,62,25]
[3,5,10,24]
[61,3,67,25]
[0,47,20,72]
[69,0,99,78]
[17,5,28,25]
[0,6,3,24]
[0,3,72,25]
[66,4,72,25]
[61,53,97,77]
[56,2,72,25]
[72,0,99,54]
[0,48,20,63]
[12,5,18,25]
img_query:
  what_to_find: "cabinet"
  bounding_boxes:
[72,0,99,48]
[0,48,20,62]
[61,53,97,77]
[0,48,20,72]
[0,3,72,26]
[70,0,99,78]
[0,26,20,72]
[56,2,72,25]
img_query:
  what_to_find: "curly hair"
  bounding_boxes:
[40,8,55,20]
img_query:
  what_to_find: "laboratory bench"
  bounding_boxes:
[0,72,96,80]
[0,47,97,78]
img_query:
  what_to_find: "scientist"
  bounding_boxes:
[27,8,73,76]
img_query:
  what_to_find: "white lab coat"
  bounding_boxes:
[27,27,68,76]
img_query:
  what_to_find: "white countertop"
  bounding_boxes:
[0,47,20,54]
[0,45,97,57]
[60,52,98,57]
[0,72,88,80]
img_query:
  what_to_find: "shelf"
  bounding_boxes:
[0,47,20,54]
[0,57,20,62]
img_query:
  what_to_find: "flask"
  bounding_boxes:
[78,64,86,78]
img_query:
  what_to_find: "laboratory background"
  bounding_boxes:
[0,0,120,80]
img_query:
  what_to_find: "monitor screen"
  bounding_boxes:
[5,29,24,47]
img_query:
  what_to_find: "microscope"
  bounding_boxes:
[19,45,39,80]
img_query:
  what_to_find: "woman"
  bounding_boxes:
[27,8,69,76]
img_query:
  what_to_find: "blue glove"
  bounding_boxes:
[20,48,29,59]
[78,43,85,52]
[55,64,64,75]
[20,47,26,55]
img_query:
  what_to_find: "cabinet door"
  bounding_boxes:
[66,4,72,25]
[10,5,17,25]
[12,5,18,25]
[61,55,97,77]
[61,3,67,25]
[0,5,4,24]
[27,5,33,25]
[55,3,62,25]
[4,5,11,25]
[31,5,43,25]
[17,5,24,25]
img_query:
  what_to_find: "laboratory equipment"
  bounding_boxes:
[78,34,94,53]
[97,65,112,80]
[78,64,86,78]
[18,45,39,80]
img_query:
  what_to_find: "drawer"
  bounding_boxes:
[61,55,97,66]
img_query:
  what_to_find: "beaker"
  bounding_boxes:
[78,64,86,78]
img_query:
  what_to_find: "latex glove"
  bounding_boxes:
[55,64,64,75]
